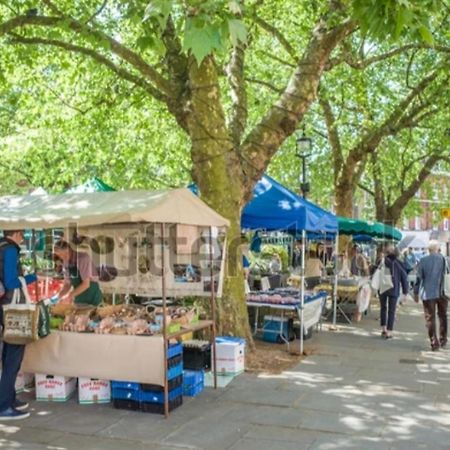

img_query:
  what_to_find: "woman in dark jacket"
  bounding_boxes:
[379,246,409,339]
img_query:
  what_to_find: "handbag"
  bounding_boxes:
[2,277,39,345]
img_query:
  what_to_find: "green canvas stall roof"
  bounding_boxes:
[0,188,229,230]
[338,217,402,241]
[66,177,115,193]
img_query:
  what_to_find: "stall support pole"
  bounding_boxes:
[161,223,169,418]
[209,227,217,390]
[332,234,339,326]
[300,229,306,355]
[31,229,39,302]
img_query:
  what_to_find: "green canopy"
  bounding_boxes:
[337,217,402,241]
[66,177,116,193]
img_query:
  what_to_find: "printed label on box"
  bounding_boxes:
[35,374,76,402]
[78,378,111,404]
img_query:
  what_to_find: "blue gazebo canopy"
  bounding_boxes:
[241,175,338,234]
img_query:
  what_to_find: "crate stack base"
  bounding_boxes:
[183,370,204,397]
[112,343,183,414]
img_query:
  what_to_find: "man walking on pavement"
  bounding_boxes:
[0,230,36,420]
[414,240,448,351]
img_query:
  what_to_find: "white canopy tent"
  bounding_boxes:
[0,188,229,230]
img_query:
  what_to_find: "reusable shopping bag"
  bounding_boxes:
[2,277,39,344]
[371,261,393,294]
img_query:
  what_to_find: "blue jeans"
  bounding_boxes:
[0,307,25,411]
[379,293,398,331]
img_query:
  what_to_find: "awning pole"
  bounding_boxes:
[300,229,306,355]
[333,233,339,326]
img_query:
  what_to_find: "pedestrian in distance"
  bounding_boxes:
[0,230,37,421]
[414,240,448,351]
[379,245,408,339]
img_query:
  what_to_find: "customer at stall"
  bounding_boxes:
[54,240,102,306]
[379,245,408,339]
[316,242,329,266]
[0,230,36,421]
[350,244,369,276]
[305,249,324,287]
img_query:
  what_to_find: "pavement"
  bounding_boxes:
[1,300,449,450]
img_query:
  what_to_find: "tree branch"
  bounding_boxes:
[86,0,108,24]
[245,77,283,93]
[227,41,248,147]
[241,18,356,188]
[252,15,298,61]
[257,50,297,68]
[9,34,169,103]
[1,14,172,96]
[318,92,343,182]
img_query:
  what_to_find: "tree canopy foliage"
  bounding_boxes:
[0,0,449,337]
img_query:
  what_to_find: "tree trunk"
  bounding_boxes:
[185,56,253,343]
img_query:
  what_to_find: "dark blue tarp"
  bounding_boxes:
[241,175,338,234]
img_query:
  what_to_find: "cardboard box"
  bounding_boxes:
[213,337,245,375]
[78,378,111,404]
[35,374,76,401]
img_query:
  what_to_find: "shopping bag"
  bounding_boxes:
[371,262,393,294]
[2,277,39,345]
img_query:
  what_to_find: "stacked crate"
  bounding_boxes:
[183,369,204,397]
[111,343,184,414]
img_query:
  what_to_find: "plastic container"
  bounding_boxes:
[167,342,183,359]
[140,396,183,414]
[183,341,211,370]
[139,386,182,404]
[183,383,204,397]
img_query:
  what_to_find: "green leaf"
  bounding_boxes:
[418,25,434,44]
[183,19,223,64]
[228,19,247,47]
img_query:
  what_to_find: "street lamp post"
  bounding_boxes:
[296,130,312,199]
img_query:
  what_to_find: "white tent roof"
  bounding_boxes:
[0,188,229,230]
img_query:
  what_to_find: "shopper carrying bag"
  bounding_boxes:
[0,230,37,421]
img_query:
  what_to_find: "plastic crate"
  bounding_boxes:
[183,343,211,370]
[111,388,140,402]
[167,354,183,369]
[139,386,183,404]
[140,395,183,414]
[183,383,204,397]
[183,370,204,389]
[141,375,182,393]
[112,399,140,411]
[111,381,140,391]
[167,343,183,359]
[167,362,183,381]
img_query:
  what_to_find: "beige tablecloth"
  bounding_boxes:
[21,331,165,385]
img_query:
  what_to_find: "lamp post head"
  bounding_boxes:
[296,132,312,155]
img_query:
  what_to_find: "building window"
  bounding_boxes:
[444,219,449,231]
[403,217,409,230]
[415,189,421,199]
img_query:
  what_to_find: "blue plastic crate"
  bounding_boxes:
[167,362,183,381]
[167,343,183,359]
[111,388,140,401]
[183,370,204,389]
[139,386,183,404]
[183,383,204,397]
[111,381,140,391]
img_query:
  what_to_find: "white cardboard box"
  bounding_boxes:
[78,378,111,404]
[213,337,245,375]
[35,374,76,401]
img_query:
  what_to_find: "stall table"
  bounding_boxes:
[246,290,327,352]
[22,321,214,385]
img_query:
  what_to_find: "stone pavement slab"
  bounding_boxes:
[1,302,449,450]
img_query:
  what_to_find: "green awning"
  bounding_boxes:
[66,177,116,193]
[337,217,402,241]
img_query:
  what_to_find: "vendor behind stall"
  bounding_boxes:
[53,240,102,306]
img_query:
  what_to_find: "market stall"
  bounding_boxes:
[0,188,229,416]
[316,217,403,324]
[241,175,338,353]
